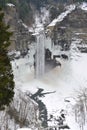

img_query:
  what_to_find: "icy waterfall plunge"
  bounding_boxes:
[35,31,45,78]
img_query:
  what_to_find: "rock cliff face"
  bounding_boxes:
[4,4,30,52]
[15,20,30,53]
[4,4,18,51]
[61,8,87,28]
[4,2,87,52]
[8,90,40,129]
[51,6,87,50]
[0,90,41,130]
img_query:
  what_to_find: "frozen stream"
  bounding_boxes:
[11,37,87,130]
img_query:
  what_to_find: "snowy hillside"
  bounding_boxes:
[48,4,76,28]
[10,38,87,130]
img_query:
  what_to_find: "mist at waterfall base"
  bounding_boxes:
[35,33,58,78]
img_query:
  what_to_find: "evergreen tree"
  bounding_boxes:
[0,0,16,8]
[0,8,14,110]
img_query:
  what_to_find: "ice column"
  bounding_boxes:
[36,31,45,78]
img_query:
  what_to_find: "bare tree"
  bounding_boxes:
[73,88,87,130]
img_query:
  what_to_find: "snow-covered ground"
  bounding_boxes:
[6,3,15,7]
[79,2,87,11]
[11,37,87,130]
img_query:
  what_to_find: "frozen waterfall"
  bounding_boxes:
[35,31,45,78]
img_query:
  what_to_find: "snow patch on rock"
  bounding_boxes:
[48,4,76,28]
[17,128,32,130]
[80,2,87,11]
[7,3,15,7]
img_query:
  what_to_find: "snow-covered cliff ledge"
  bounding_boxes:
[47,4,76,29]
[79,2,87,11]
[17,128,32,130]
[6,3,15,7]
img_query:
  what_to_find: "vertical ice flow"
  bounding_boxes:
[36,31,45,78]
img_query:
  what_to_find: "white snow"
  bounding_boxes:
[17,128,38,130]
[22,23,28,29]
[3,3,87,129]
[7,4,86,127]
[7,3,15,7]
[11,38,87,111]
[32,15,44,36]
[40,7,50,24]
[17,128,32,130]
[48,4,76,28]
[80,2,87,11]
[28,27,34,33]
[10,36,87,130]
[75,32,87,35]
[8,50,16,56]
[32,7,49,36]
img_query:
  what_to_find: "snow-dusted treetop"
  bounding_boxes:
[48,4,76,28]
[6,3,15,7]
[79,2,87,11]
